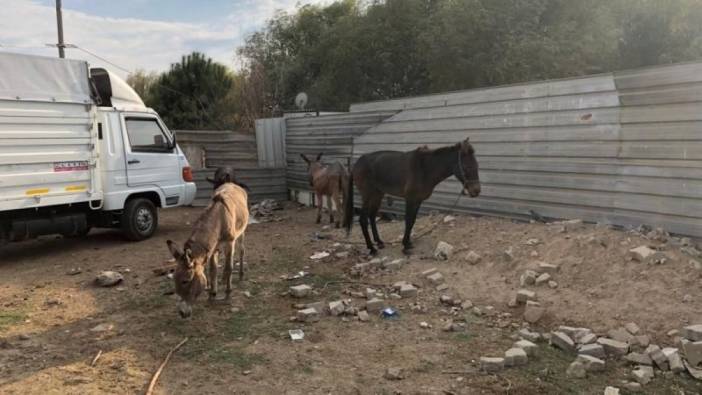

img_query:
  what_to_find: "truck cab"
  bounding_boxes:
[0,53,196,243]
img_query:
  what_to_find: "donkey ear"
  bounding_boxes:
[167,240,183,259]
[316,152,323,161]
[184,248,194,268]
[300,154,310,164]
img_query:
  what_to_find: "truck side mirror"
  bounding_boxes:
[170,131,177,150]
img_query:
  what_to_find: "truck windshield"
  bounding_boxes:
[125,118,172,153]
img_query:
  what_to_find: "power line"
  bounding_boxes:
[71,45,133,74]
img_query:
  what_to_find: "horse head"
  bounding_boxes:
[455,138,481,198]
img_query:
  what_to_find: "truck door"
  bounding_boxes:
[121,114,183,204]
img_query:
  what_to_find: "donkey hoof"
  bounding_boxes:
[376,242,385,249]
[402,248,413,256]
[335,222,341,229]
[369,248,378,256]
[315,218,321,224]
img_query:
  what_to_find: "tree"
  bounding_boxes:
[237,0,702,112]
[125,69,158,105]
[149,52,234,130]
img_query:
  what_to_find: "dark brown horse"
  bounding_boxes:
[343,139,480,255]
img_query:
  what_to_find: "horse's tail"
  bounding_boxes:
[343,171,354,236]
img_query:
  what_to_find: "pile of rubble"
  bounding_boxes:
[249,199,282,221]
[479,321,702,392]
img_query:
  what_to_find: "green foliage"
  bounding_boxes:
[148,52,235,130]
[239,0,702,111]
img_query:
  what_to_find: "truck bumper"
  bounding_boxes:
[183,182,197,206]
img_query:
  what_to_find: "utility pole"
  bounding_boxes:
[55,0,65,58]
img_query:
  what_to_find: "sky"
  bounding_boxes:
[0,0,327,78]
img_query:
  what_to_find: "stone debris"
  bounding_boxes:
[578,343,606,359]
[335,251,350,258]
[296,308,320,323]
[604,387,620,395]
[383,259,404,271]
[465,251,482,265]
[576,332,598,345]
[419,321,430,329]
[662,348,684,373]
[597,338,629,356]
[520,270,538,286]
[685,360,702,380]
[645,345,669,370]
[668,329,680,337]
[289,284,312,298]
[516,289,536,304]
[504,347,528,367]
[95,271,123,287]
[523,301,545,324]
[90,323,114,332]
[566,361,587,378]
[514,339,538,356]
[631,365,654,385]
[399,283,418,298]
[384,367,404,380]
[576,354,605,372]
[357,311,370,322]
[682,339,702,367]
[691,259,702,271]
[683,324,702,341]
[625,322,641,335]
[608,328,635,344]
[426,272,445,285]
[329,300,346,316]
[435,284,449,291]
[535,273,551,286]
[628,246,666,264]
[305,302,325,315]
[518,328,542,342]
[443,322,466,332]
[634,335,651,348]
[434,241,454,260]
[439,295,454,305]
[443,215,456,223]
[548,280,559,289]
[550,331,576,353]
[480,357,505,373]
[624,352,652,366]
[538,262,559,273]
[557,326,586,339]
[421,268,438,277]
[366,298,385,313]
[365,288,376,300]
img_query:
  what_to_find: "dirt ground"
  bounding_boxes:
[2,203,702,394]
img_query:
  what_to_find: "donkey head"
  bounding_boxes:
[167,240,208,318]
[206,166,250,192]
[300,153,324,186]
[455,138,481,198]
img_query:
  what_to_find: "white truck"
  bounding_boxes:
[0,52,196,243]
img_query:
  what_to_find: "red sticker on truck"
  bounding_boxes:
[53,161,89,172]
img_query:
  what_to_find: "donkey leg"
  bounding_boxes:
[333,191,343,228]
[359,203,377,255]
[223,242,234,300]
[208,253,218,301]
[238,233,246,281]
[315,193,323,224]
[402,201,421,255]
[368,195,385,249]
[327,195,334,224]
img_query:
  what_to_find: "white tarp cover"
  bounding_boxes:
[0,52,92,103]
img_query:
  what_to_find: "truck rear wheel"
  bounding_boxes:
[121,198,158,241]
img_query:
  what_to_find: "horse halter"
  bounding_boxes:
[456,150,478,184]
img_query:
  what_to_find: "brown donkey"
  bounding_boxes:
[343,139,480,255]
[166,183,249,318]
[301,153,349,227]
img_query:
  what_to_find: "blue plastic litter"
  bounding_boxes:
[382,308,399,318]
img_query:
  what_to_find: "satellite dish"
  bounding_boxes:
[295,92,308,110]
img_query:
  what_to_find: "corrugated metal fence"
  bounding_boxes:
[176,129,287,206]
[285,111,397,193]
[349,62,702,237]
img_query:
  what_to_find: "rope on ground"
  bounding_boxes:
[145,337,189,395]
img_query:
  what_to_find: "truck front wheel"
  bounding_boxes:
[121,198,158,241]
